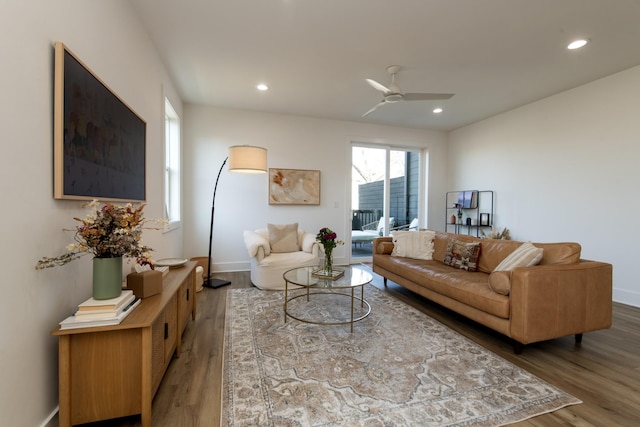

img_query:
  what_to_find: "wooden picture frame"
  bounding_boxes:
[269,168,320,205]
[53,42,146,202]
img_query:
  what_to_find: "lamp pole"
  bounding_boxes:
[204,156,231,288]
[203,145,267,288]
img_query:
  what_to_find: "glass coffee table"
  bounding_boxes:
[283,266,373,332]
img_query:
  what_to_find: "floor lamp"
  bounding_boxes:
[204,145,268,288]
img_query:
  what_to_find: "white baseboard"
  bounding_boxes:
[212,260,250,272]
[40,406,58,427]
[613,288,640,308]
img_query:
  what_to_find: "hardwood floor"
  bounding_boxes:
[78,269,639,427]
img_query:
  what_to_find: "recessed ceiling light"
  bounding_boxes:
[256,83,269,91]
[433,108,443,114]
[567,39,589,50]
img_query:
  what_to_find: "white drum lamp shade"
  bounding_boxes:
[228,145,267,173]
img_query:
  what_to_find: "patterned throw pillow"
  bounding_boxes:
[443,239,482,272]
[268,223,299,253]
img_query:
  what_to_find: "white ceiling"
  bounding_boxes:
[130,0,640,131]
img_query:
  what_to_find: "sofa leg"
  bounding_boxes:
[383,277,387,287]
[575,333,583,344]
[513,341,524,354]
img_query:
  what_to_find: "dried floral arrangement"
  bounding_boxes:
[35,200,165,270]
[481,227,512,240]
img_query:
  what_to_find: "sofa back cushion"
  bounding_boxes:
[476,239,524,273]
[534,242,581,265]
[433,231,472,261]
[432,231,581,272]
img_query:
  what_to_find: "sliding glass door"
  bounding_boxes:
[350,145,420,261]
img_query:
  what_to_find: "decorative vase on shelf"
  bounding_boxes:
[323,248,333,275]
[92,256,123,300]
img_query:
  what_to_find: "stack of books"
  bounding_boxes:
[59,290,140,330]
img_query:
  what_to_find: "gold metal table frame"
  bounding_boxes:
[283,266,373,332]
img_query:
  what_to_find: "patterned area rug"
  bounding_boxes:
[222,285,580,426]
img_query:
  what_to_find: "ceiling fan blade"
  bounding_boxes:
[366,79,390,94]
[403,93,455,101]
[362,101,386,117]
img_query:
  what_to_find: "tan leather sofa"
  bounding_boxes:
[372,231,612,353]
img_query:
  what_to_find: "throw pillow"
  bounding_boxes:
[377,241,394,255]
[488,270,511,295]
[443,239,482,272]
[268,223,299,253]
[493,241,543,272]
[391,230,435,260]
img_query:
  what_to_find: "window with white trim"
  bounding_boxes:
[164,98,181,231]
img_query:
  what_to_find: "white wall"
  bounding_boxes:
[183,106,448,271]
[0,1,182,425]
[448,65,640,307]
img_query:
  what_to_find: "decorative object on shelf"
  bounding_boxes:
[35,200,165,299]
[480,213,491,226]
[481,227,511,240]
[315,227,344,276]
[311,267,345,280]
[155,258,188,268]
[126,269,163,298]
[450,214,456,224]
[206,145,268,288]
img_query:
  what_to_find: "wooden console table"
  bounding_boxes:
[51,261,196,427]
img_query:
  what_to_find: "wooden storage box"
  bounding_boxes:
[126,270,163,298]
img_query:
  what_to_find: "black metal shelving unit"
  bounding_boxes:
[445,190,494,237]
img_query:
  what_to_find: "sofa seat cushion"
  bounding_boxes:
[374,255,509,319]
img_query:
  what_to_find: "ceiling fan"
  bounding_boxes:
[363,65,454,117]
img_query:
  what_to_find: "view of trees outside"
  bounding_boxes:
[351,147,406,209]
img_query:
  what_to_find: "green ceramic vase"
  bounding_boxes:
[92,256,123,300]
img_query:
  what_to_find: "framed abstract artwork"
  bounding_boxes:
[53,41,146,202]
[269,168,320,205]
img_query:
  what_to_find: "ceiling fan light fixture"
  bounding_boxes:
[567,39,589,50]
[385,93,403,103]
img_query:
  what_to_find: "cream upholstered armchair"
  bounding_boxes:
[243,223,320,290]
